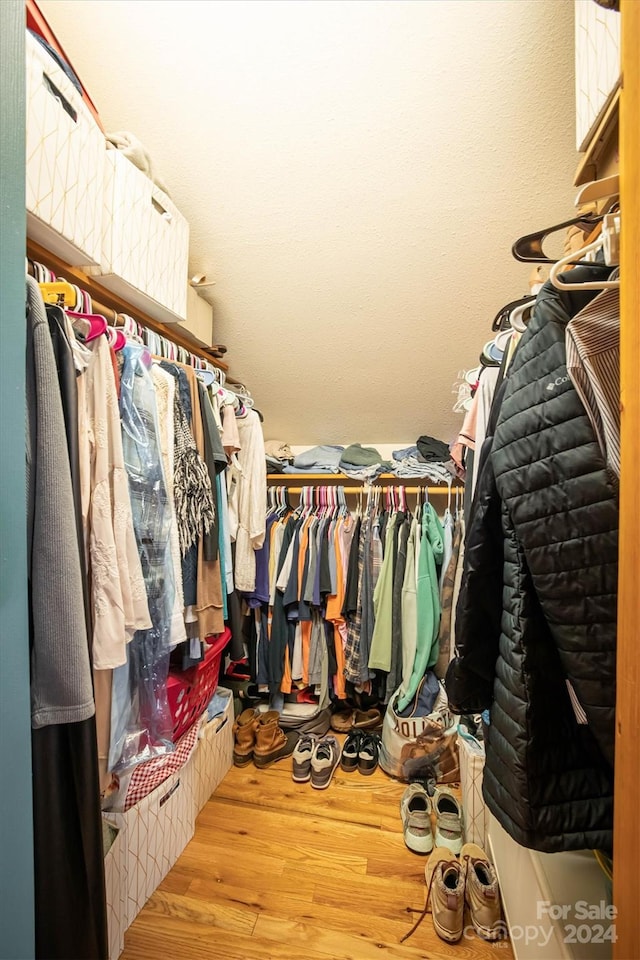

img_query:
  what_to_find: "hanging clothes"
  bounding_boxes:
[343,512,366,684]
[358,511,383,684]
[150,364,187,648]
[26,276,94,726]
[397,502,444,712]
[386,512,411,702]
[229,409,267,593]
[565,286,620,479]
[180,363,223,639]
[26,277,108,960]
[110,343,176,772]
[368,512,399,673]
[80,333,152,670]
[434,515,464,679]
[446,267,618,853]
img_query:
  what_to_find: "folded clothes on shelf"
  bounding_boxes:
[292,444,345,471]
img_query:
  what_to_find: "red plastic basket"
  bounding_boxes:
[167,627,231,740]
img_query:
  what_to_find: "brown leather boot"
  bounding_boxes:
[232,708,259,767]
[253,711,299,768]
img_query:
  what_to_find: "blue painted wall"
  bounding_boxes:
[0,2,35,957]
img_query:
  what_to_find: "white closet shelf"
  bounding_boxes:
[26,238,230,373]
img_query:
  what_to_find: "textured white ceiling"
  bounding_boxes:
[40,0,577,446]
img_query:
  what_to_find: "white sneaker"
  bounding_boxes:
[433,786,463,855]
[400,783,434,854]
[310,736,341,789]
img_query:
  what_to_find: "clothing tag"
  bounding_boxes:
[189,637,201,659]
[566,680,588,724]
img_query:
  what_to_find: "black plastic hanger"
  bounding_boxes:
[511,214,602,263]
[491,295,536,331]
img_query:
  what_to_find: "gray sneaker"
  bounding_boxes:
[400,783,433,854]
[433,786,463,855]
[310,735,341,789]
[292,733,317,783]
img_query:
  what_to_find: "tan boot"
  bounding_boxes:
[427,847,464,943]
[232,708,259,767]
[253,711,299,768]
[400,845,464,945]
[461,843,505,941]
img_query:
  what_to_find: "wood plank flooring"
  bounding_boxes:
[121,747,513,960]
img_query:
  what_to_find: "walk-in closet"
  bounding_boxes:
[1,2,638,959]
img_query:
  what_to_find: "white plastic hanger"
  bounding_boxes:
[509,301,533,332]
[575,174,619,208]
[549,214,620,292]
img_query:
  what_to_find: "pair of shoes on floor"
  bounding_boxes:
[232,708,299,768]
[400,784,463,855]
[340,730,380,775]
[330,707,382,733]
[402,843,504,944]
[292,734,341,789]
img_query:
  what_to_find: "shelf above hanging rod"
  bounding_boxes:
[26,238,232,374]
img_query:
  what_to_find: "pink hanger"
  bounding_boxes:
[66,310,107,342]
[107,327,126,351]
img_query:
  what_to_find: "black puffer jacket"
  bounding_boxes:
[446,267,618,852]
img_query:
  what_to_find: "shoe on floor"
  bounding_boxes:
[340,730,364,773]
[400,783,433,854]
[330,708,355,733]
[311,735,341,789]
[352,708,382,731]
[358,732,380,776]
[426,846,465,943]
[292,733,318,783]
[433,786,463,855]
[461,842,504,941]
[232,708,259,767]
[253,711,299,768]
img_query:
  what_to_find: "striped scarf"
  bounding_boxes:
[172,389,215,556]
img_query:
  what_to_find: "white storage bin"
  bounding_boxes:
[457,732,490,849]
[188,690,233,817]
[112,768,195,931]
[575,0,620,150]
[175,284,215,347]
[88,150,189,323]
[26,31,105,265]
[103,815,127,960]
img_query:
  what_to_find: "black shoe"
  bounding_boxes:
[340,730,364,772]
[358,732,380,776]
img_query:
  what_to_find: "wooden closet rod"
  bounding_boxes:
[267,473,462,490]
[26,238,235,376]
[277,485,455,495]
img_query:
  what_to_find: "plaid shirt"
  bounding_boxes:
[344,513,369,683]
[123,718,200,810]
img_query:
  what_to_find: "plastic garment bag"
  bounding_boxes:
[109,343,176,771]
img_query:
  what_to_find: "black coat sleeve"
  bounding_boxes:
[445,380,508,715]
[445,437,504,714]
